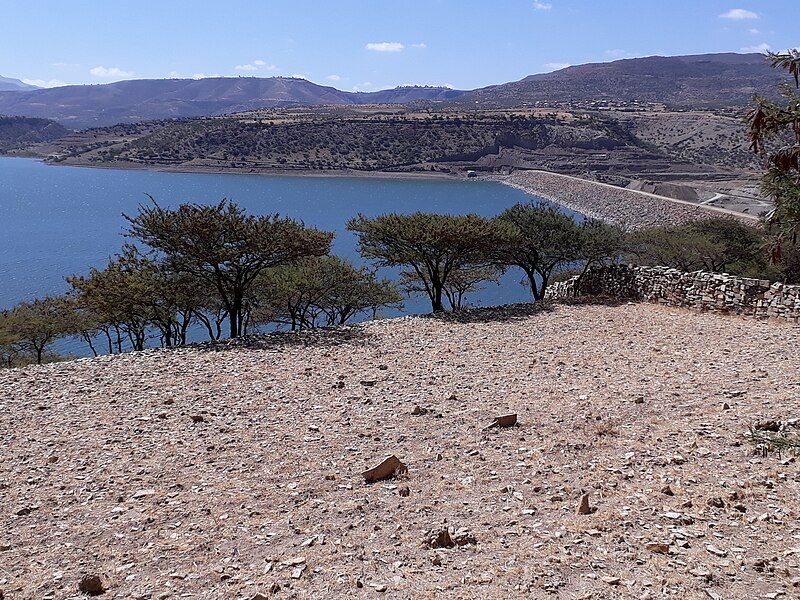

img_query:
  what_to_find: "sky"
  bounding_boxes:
[1,0,797,91]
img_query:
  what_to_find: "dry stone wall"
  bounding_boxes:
[546,264,800,321]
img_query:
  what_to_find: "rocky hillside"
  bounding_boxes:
[0,115,68,151]
[0,75,38,92]
[0,78,464,128]
[460,53,782,109]
[26,106,757,178]
[0,53,780,129]
[1,302,798,598]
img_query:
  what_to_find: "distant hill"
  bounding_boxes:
[0,53,782,129]
[0,76,39,92]
[458,53,782,108]
[0,78,464,128]
[0,116,68,151]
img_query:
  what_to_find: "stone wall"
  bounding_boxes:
[546,264,800,321]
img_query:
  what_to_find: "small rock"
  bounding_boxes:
[661,485,674,496]
[645,542,670,554]
[485,414,517,429]
[291,565,306,579]
[190,414,204,423]
[425,528,454,549]
[602,576,620,585]
[452,527,477,546]
[577,493,595,515]
[398,485,410,497]
[362,455,407,483]
[706,544,727,557]
[78,574,105,595]
[706,497,725,509]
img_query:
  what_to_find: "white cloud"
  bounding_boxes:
[22,78,67,88]
[352,82,375,92]
[192,73,221,79]
[748,28,761,34]
[604,49,629,59]
[741,42,771,52]
[543,62,571,71]
[532,1,552,10]
[365,42,404,52]
[235,60,278,72]
[411,42,427,49]
[719,8,759,20]
[89,66,134,78]
[326,74,343,81]
[291,73,308,79]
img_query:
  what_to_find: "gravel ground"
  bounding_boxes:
[1,302,799,599]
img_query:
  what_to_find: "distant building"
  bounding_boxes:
[466,170,477,178]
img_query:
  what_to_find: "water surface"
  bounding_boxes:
[0,157,581,355]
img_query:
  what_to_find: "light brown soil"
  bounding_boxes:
[1,302,799,599]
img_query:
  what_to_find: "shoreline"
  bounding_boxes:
[37,157,463,182]
[4,155,760,226]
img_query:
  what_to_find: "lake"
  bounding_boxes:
[0,157,581,355]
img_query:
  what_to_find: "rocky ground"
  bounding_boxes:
[1,302,799,599]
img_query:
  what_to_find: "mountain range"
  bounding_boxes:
[459,53,779,108]
[0,75,39,92]
[0,53,783,129]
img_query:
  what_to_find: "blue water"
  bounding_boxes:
[0,157,582,355]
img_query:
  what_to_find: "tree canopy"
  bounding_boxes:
[747,49,800,254]
[348,212,513,312]
[125,199,334,337]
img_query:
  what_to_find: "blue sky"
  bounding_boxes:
[2,1,797,91]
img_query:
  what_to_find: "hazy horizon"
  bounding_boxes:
[1,0,797,92]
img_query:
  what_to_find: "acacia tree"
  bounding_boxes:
[125,199,334,337]
[747,50,800,254]
[348,212,514,312]
[68,252,153,352]
[252,256,402,330]
[399,265,503,311]
[492,202,585,301]
[1,296,74,364]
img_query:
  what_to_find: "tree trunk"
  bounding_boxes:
[431,284,445,313]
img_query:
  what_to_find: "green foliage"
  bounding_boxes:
[0,295,75,364]
[628,217,775,277]
[125,198,334,337]
[747,50,800,252]
[492,202,620,300]
[68,246,209,352]
[348,212,514,312]
[251,256,402,330]
[399,265,503,311]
